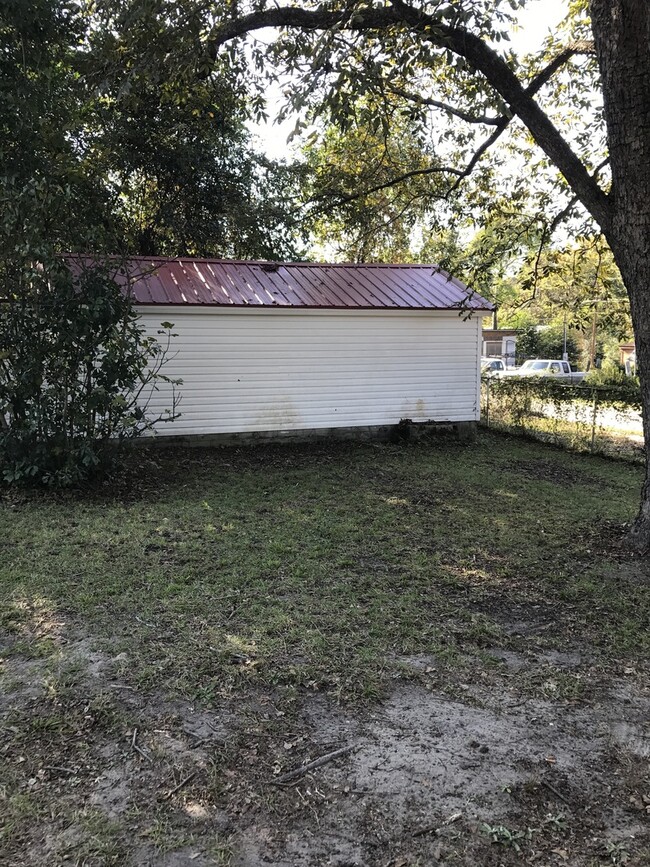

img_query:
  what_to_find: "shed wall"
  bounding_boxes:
[137,307,484,436]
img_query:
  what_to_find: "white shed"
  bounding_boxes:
[125,257,494,440]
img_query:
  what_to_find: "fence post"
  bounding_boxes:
[590,388,599,453]
[524,379,529,432]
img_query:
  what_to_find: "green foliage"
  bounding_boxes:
[480,814,569,854]
[265,0,628,377]
[500,239,631,347]
[0,3,191,487]
[84,0,303,260]
[0,0,302,263]
[0,0,114,257]
[279,1,604,260]
[602,840,630,865]
[0,1,303,487]
[515,324,580,366]
[91,55,304,260]
[584,364,641,399]
[480,823,533,853]
[303,98,438,261]
[0,260,180,487]
[486,375,641,415]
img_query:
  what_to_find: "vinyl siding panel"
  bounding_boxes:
[137,307,483,435]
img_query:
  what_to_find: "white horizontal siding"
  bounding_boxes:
[137,307,484,435]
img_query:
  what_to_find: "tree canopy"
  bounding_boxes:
[0,0,305,485]
[0,0,304,263]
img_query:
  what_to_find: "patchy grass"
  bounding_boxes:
[1,431,648,703]
[1,431,649,866]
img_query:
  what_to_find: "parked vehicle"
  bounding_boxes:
[502,359,586,383]
[481,357,507,376]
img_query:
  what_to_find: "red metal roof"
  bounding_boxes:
[66,256,494,311]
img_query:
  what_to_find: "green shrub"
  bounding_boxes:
[515,324,580,366]
[0,259,180,487]
[583,362,638,389]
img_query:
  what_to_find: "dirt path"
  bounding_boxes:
[2,623,648,867]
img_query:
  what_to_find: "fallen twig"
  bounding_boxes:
[43,765,77,775]
[413,811,463,838]
[541,779,572,805]
[131,727,152,763]
[412,824,439,838]
[226,601,246,621]
[272,745,357,785]
[134,615,155,627]
[163,771,197,799]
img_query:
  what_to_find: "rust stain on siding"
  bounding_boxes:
[255,397,301,431]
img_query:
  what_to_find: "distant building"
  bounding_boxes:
[481,328,517,368]
[619,341,636,375]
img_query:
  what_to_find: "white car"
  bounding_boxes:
[481,357,507,376]
[503,359,586,383]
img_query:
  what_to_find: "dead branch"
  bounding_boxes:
[271,744,357,785]
[163,771,197,799]
[131,727,152,763]
[541,779,572,805]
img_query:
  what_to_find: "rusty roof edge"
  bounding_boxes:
[131,300,495,311]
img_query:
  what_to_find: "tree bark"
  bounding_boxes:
[591,0,650,550]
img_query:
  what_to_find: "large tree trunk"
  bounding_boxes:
[620,256,650,550]
[591,0,650,550]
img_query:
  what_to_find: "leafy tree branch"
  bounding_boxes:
[208,2,611,230]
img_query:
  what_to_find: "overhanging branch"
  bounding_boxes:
[514,158,610,307]
[385,86,502,125]
[527,40,595,92]
[207,3,612,233]
[385,40,595,128]
[320,163,465,208]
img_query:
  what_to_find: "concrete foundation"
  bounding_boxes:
[140,420,477,449]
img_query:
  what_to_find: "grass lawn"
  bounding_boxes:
[1,430,649,866]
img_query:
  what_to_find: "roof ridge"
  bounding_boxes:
[63,253,448,270]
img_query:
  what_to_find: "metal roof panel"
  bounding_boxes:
[63,256,495,311]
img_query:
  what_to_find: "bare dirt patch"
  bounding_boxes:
[1,626,648,867]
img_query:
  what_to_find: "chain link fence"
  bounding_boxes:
[481,376,645,463]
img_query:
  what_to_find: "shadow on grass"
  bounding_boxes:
[2,430,648,702]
